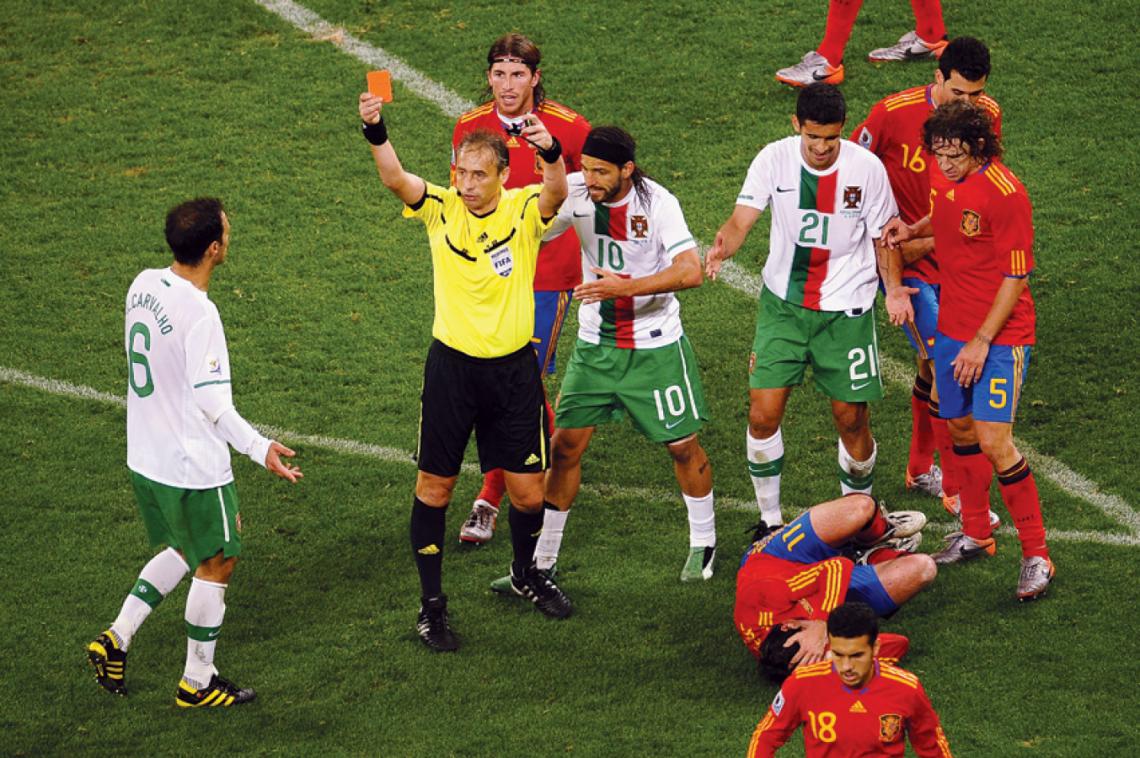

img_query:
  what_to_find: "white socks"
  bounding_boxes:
[535,507,569,571]
[747,428,785,526]
[838,438,877,495]
[683,490,716,548]
[110,548,189,650]
[183,577,227,690]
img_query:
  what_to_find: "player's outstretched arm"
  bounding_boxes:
[573,248,702,304]
[358,92,426,206]
[877,237,918,326]
[706,205,762,280]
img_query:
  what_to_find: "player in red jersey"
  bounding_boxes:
[747,602,953,757]
[775,0,949,87]
[853,38,1001,519]
[451,34,592,545]
[888,102,1054,601]
[735,494,934,681]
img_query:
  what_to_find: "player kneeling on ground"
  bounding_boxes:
[747,602,953,756]
[87,198,302,707]
[735,494,934,682]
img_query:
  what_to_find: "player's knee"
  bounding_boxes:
[848,493,877,524]
[666,435,702,466]
[747,409,780,439]
[831,405,868,438]
[906,553,938,587]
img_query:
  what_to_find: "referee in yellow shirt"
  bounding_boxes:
[358,89,569,651]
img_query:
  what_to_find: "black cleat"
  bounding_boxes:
[87,631,128,696]
[509,563,573,619]
[175,673,257,708]
[416,594,460,652]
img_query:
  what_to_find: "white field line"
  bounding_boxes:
[253,0,1140,542]
[3,364,1136,547]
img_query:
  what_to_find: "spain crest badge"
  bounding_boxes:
[960,209,982,237]
[879,714,903,743]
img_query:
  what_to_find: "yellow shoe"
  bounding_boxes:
[176,674,256,708]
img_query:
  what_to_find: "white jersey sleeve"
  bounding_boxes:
[736,145,775,212]
[862,156,898,238]
[654,191,698,261]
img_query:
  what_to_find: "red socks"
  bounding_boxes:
[908,377,935,477]
[910,0,947,43]
[997,458,1049,559]
[951,444,995,539]
[818,0,863,66]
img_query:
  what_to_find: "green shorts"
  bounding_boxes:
[750,286,884,403]
[556,336,708,443]
[131,471,242,569]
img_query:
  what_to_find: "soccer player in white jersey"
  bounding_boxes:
[706,84,903,528]
[491,126,717,603]
[87,198,301,707]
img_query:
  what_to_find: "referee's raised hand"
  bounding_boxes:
[359,91,384,124]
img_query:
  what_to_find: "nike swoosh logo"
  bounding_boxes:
[572,211,591,217]
[812,70,834,81]
[665,419,685,429]
[776,186,794,193]
[851,382,871,390]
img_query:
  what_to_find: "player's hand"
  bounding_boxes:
[359,92,384,124]
[705,233,729,280]
[520,115,553,151]
[784,619,828,667]
[884,285,919,326]
[881,217,913,250]
[574,267,630,304]
[265,441,303,483]
[951,339,990,388]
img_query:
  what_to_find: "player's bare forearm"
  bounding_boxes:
[629,249,702,295]
[900,236,935,265]
[976,276,1028,343]
[706,205,761,279]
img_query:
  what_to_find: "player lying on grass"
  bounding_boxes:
[734,494,935,683]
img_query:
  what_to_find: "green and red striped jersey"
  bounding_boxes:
[546,173,698,349]
[736,137,897,312]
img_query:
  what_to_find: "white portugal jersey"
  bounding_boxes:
[737,136,897,312]
[125,268,243,488]
[548,173,698,349]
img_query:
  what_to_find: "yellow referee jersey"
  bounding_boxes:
[404,181,551,358]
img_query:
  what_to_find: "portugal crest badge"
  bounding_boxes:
[879,714,903,743]
[631,214,649,239]
[960,209,982,237]
[843,185,863,209]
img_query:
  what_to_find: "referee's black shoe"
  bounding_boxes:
[510,563,573,619]
[416,594,460,652]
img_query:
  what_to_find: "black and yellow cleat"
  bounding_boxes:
[175,674,257,708]
[87,631,128,696]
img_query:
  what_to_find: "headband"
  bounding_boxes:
[490,55,529,65]
[582,134,635,167]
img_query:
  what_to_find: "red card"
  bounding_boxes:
[367,70,393,103]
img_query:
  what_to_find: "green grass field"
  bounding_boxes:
[2,1,1138,755]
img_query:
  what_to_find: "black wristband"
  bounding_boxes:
[537,136,562,164]
[362,118,388,146]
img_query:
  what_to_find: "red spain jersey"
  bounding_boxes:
[734,550,908,662]
[735,550,853,655]
[931,161,1035,345]
[850,85,1002,284]
[747,660,953,757]
[452,99,591,291]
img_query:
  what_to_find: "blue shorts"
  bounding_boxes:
[901,277,939,360]
[532,289,573,376]
[750,511,898,616]
[932,332,1031,423]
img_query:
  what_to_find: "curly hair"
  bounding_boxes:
[922,100,1002,163]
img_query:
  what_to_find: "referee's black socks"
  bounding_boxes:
[509,505,545,578]
[411,497,446,599]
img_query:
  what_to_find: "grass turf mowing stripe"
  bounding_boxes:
[3,364,1136,547]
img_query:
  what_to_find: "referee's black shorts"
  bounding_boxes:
[416,339,550,477]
